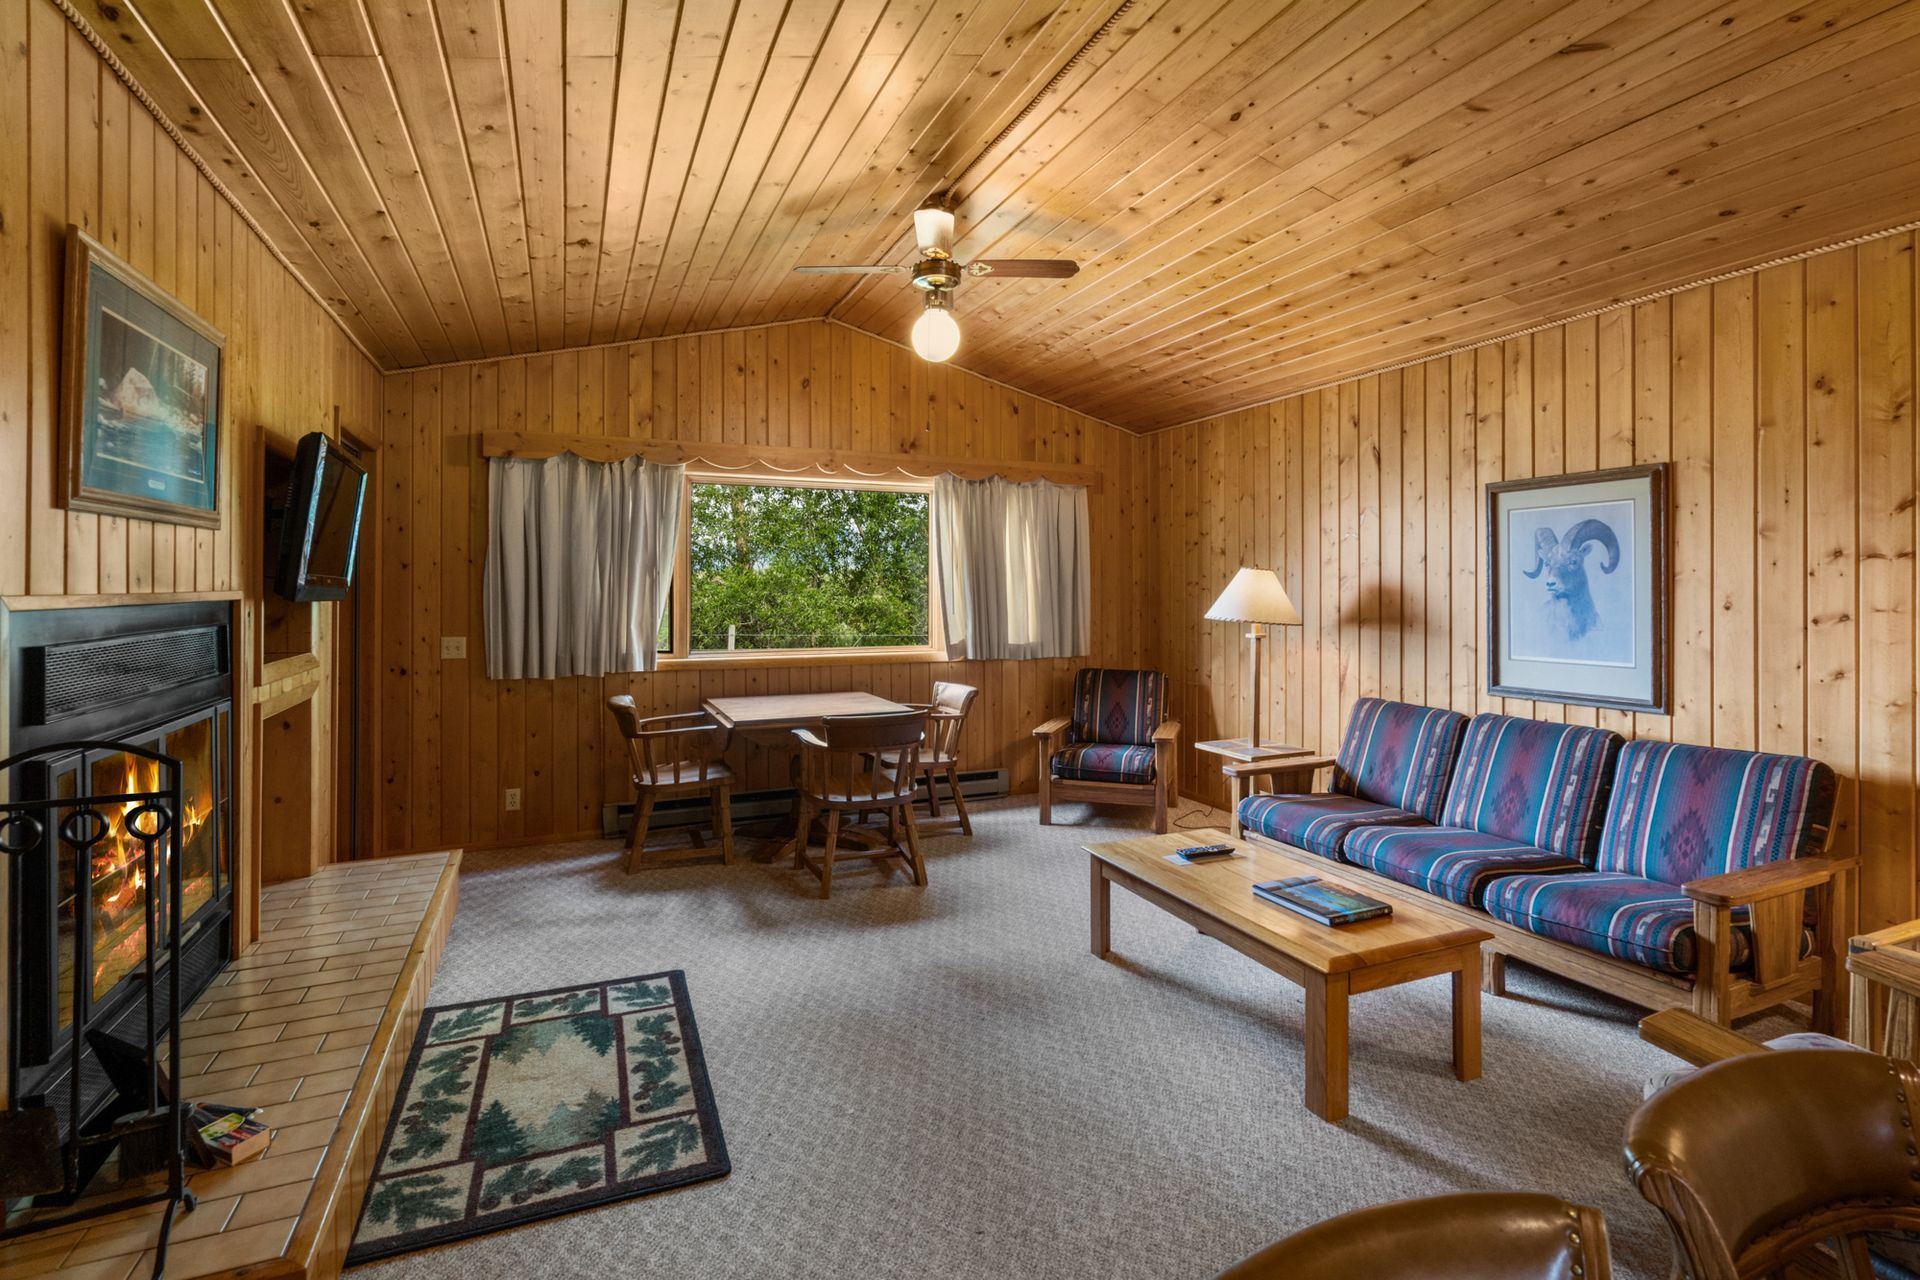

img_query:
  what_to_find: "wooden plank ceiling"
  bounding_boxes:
[76,0,1920,430]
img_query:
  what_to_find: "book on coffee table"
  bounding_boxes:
[1252,875,1393,926]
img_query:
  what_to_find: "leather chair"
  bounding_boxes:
[1216,1192,1610,1279]
[1625,1048,1920,1279]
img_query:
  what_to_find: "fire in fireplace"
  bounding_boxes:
[50,712,227,1033]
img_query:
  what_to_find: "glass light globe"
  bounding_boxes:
[910,306,961,362]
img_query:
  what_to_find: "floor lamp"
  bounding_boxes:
[1205,567,1302,755]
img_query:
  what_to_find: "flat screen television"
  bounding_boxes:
[272,432,368,603]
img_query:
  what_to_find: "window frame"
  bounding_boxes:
[656,467,945,670]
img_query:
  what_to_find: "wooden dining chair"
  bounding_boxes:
[607,696,735,873]
[883,681,979,836]
[791,710,927,898]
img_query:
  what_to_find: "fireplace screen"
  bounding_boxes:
[45,709,228,1035]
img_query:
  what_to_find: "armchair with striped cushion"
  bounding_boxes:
[1034,668,1181,833]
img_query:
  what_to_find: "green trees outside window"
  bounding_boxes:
[683,481,930,651]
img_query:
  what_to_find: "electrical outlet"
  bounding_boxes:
[504,788,521,812]
[441,636,467,659]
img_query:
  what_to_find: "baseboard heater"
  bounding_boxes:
[600,767,1010,839]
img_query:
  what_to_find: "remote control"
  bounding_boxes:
[1177,844,1236,860]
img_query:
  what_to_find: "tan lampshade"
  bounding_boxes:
[1205,567,1302,626]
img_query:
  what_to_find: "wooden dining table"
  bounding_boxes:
[701,691,917,859]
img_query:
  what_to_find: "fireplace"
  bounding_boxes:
[4,601,233,1134]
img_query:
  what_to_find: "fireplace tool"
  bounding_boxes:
[1,741,197,1279]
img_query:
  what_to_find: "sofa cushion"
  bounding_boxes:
[1331,698,1469,822]
[1068,668,1168,746]
[1485,871,1809,976]
[1239,793,1424,860]
[1341,824,1587,908]
[1440,715,1622,861]
[1594,741,1838,883]
[1051,743,1154,785]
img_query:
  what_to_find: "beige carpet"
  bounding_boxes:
[357,797,1775,1279]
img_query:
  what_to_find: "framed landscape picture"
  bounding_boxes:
[61,227,224,528]
[1486,464,1669,714]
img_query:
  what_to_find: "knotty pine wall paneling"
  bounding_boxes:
[373,320,1146,856]
[1146,231,1920,932]
[0,0,383,1099]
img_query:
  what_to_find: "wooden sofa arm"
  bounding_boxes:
[1684,856,1856,908]
[1638,1009,1771,1067]
[1151,718,1181,745]
[1220,754,1335,780]
[1032,717,1070,741]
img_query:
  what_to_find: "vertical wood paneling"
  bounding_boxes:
[1150,232,1920,931]
[0,0,386,1087]
[375,319,1147,855]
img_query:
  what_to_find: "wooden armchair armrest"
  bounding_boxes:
[1684,856,1856,908]
[1151,718,1181,745]
[1032,717,1071,740]
[1221,754,1336,780]
[791,729,829,751]
[638,710,715,729]
[1638,1009,1771,1067]
[1852,917,1920,954]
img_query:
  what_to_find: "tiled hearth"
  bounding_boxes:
[3,851,460,1280]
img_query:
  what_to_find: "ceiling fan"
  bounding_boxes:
[793,198,1079,362]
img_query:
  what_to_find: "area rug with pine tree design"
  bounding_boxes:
[345,971,729,1266]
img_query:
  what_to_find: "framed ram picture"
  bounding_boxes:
[1486,464,1669,714]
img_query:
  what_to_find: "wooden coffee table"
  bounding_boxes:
[1085,828,1492,1123]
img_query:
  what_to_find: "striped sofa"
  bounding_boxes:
[1229,699,1852,1031]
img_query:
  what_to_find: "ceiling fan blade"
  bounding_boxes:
[966,259,1080,279]
[792,264,909,275]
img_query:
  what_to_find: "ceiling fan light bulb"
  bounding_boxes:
[911,306,961,362]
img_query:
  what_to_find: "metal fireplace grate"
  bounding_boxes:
[25,626,227,726]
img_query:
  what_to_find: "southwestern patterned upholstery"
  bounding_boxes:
[1440,715,1623,861]
[1230,698,1464,858]
[1593,741,1838,882]
[1330,698,1469,821]
[1483,742,1835,974]
[1341,715,1620,905]
[1050,742,1156,785]
[1067,668,1168,747]
[1342,825,1588,908]
[1483,870,1806,975]
[1038,667,1179,832]
[1239,793,1424,861]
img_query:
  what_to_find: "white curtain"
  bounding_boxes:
[484,454,683,679]
[933,475,1090,660]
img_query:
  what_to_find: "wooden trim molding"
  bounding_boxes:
[479,433,1106,492]
[1,591,245,611]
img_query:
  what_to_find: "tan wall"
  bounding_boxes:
[1143,230,1920,931]
[0,0,384,1099]
[371,319,1146,856]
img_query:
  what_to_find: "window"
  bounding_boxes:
[664,478,934,657]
